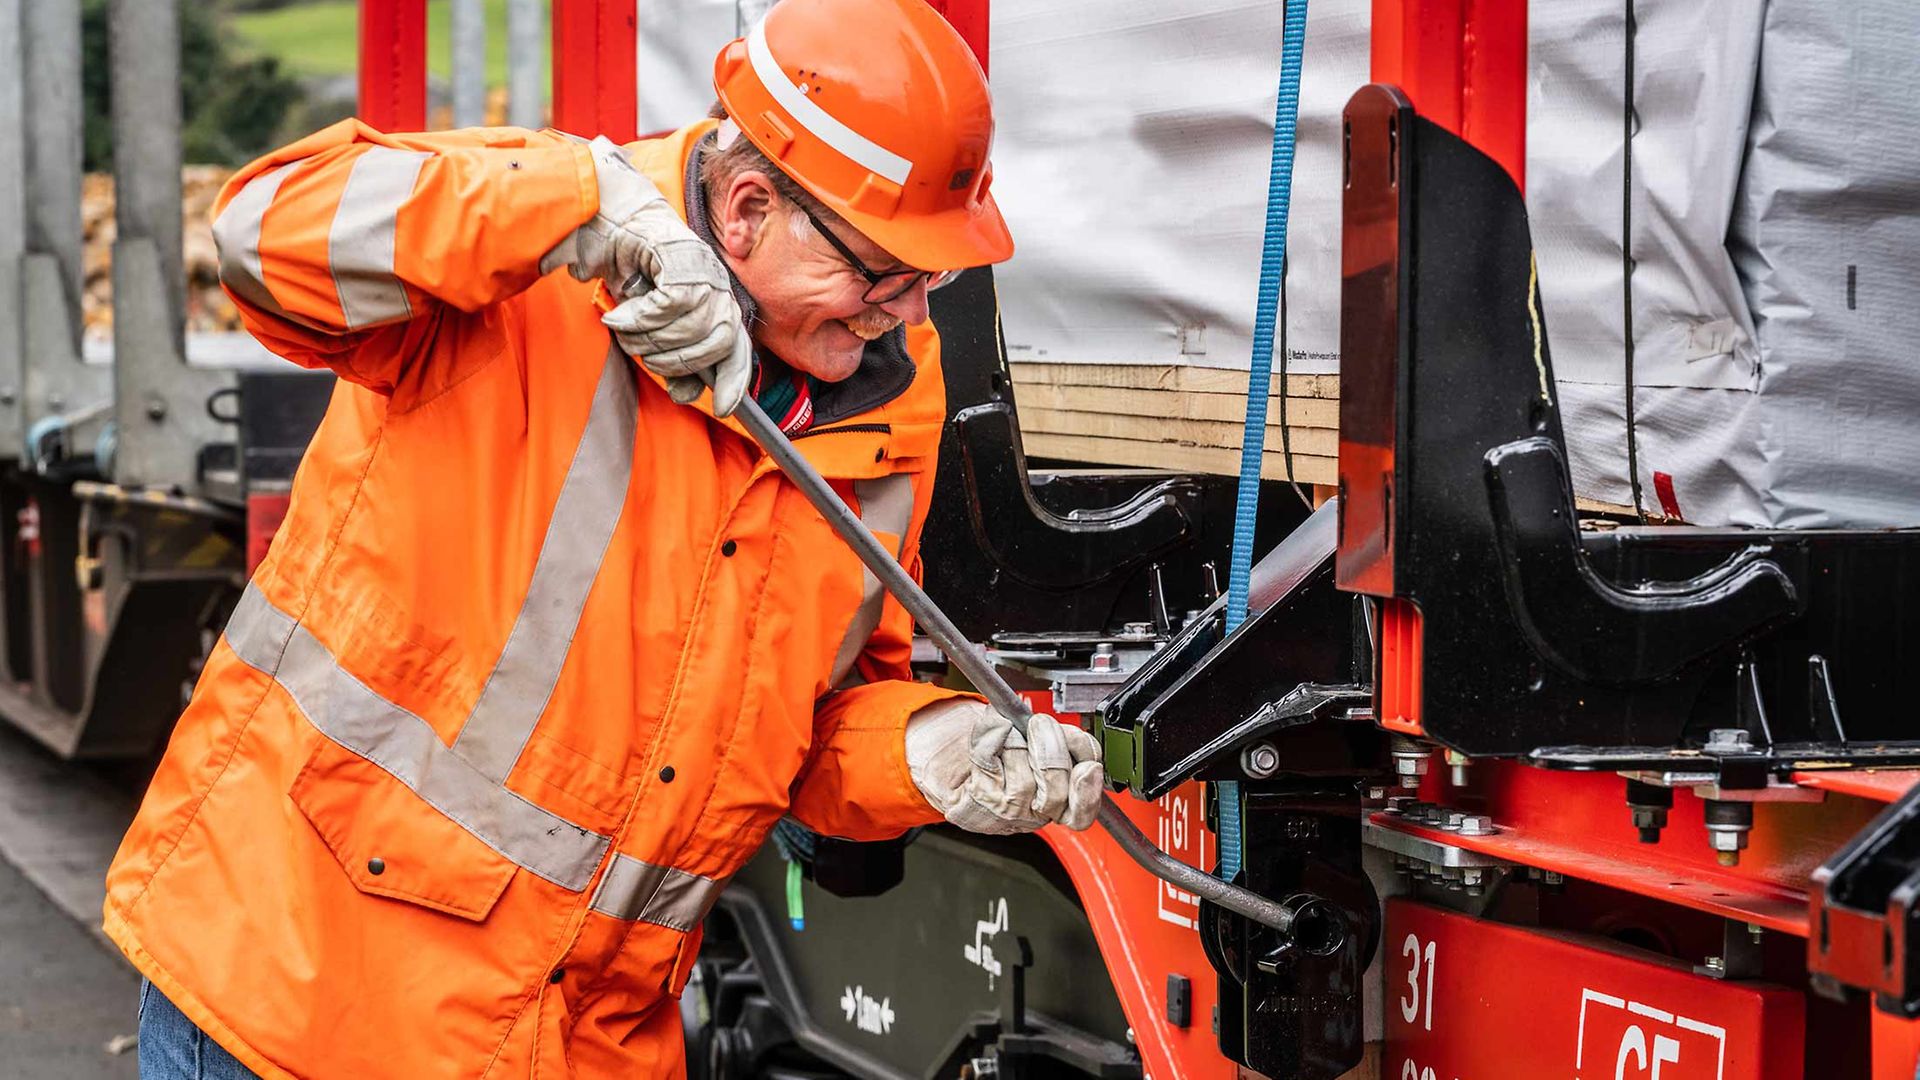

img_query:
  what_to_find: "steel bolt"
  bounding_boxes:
[1630,805,1670,843]
[1704,955,1726,975]
[1541,870,1566,886]
[1390,737,1432,790]
[1445,749,1471,787]
[1119,621,1155,641]
[1703,799,1754,867]
[1393,754,1430,789]
[1625,778,1675,843]
[145,398,167,421]
[1457,814,1496,836]
[1366,786,1388,802]
[1384,796,1416,816]
[1241,742,1281,779]
[1442,811,1466,832]
[1088,642,1117,672]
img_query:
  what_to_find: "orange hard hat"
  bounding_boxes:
[713,0,1013,272]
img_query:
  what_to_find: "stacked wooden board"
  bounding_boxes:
[1009,363,1340,485]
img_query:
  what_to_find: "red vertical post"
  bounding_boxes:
[551,0,638,141]
[358,0,428,131]
[926,0,990,76]
[1369,0,1526,191]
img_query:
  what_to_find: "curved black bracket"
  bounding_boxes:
[1485,436,1803,685]
[1328,86,1882,755]
[920,265,1242,637]
[952,401,1198,590]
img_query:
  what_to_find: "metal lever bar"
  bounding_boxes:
[722,390,1297,932]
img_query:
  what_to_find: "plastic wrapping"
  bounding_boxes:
[625,0,1920,527]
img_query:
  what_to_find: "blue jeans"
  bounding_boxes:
[138,980,261,1079]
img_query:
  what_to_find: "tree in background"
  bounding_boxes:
[82,0,305,171]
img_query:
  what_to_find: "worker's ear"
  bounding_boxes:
[716,172,779,260]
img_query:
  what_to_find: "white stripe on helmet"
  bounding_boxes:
[747,18,914,186]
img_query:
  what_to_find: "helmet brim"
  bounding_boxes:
[829,188,1014,274]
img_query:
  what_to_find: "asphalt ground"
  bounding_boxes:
[0,723,145,1078]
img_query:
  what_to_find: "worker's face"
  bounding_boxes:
[712,172,931,383]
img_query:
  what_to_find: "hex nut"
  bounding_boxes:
[1241,742,1280,779]
[1457,814,1496,836]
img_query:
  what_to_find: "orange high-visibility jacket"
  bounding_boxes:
[103,117,970,1078]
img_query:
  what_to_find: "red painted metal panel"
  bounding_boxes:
[1872,1010,1920,1080]
[1040,782,1235,1080]
[551,0,638,141]
[1387,899,1805,1080]
[925,0,990,76]
[358,0,428,131]
[246,491,293,575]
[1378,600,1424,736]
[1369,0,1526,192]
[1792,770,1920,804]
[1025,690,1233,1078]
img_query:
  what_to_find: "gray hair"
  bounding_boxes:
[702,101,843,242]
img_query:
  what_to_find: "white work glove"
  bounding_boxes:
[541,136,752,416]
[905,699,1105,835]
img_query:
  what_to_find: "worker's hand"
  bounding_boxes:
[542,136,752,416]
[904,699,1104,834]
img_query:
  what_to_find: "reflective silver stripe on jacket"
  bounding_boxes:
[587,854,726,931]
[454,345,639,781]
[828,474,917,688]
[219,348,639,892]
[210,164,313,328]
[329,146,429,330]
[224,584,611,891]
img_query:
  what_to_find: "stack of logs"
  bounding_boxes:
[81,165,242,340]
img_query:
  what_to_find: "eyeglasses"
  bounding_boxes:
[792,200,963,305]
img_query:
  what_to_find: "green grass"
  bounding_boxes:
[229,0,548,89]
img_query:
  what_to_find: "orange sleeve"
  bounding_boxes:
[210,119,597,392]
[787,474,981,840]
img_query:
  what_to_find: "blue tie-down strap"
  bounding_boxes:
[1219,0,1310,881]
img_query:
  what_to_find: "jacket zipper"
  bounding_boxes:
[790,422,891,441]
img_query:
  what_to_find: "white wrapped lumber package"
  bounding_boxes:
[629,0,1920,526]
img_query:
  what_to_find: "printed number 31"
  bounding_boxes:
[1399,933,1436,1031]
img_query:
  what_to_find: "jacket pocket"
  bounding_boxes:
[289,738,516,921]
[666,922,705,997]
